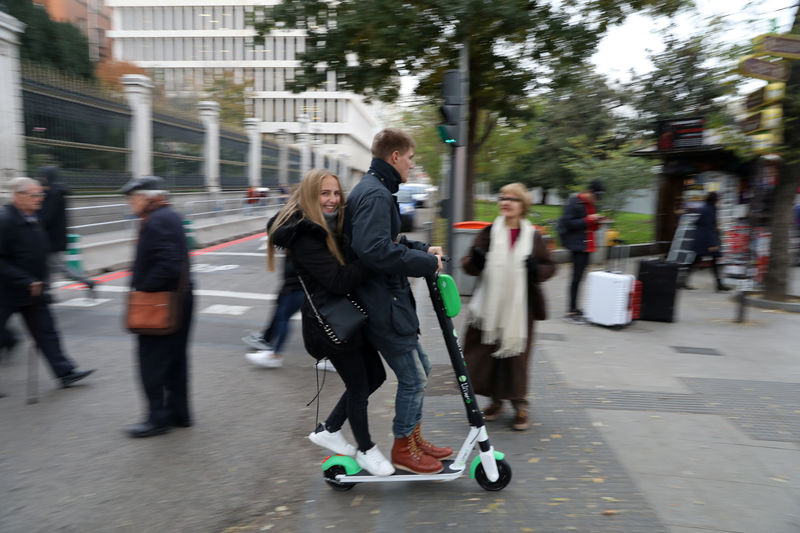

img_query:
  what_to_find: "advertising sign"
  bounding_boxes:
[755,33,800,60]
[739,55,790,82]
[745,82,785,111]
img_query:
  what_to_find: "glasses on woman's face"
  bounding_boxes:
[497,196,522,203]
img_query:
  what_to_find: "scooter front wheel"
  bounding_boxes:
[323,465,355,491]
[474,459,512,491]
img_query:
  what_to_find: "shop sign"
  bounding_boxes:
[740,105,783,134]
[755,33,800,60]
[745,82,785,111]
[656,117,705,149]
[739,55,790,82]
[752,131,783,155]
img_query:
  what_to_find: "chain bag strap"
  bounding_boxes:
[297,274,367,345]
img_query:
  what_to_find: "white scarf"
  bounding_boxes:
[468,216,534,358]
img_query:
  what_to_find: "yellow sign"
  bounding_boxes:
[739,55,790,82]
[752,130,783,155]
[755,33,800,60]
[741,106,783,134]
[745,82,785,111]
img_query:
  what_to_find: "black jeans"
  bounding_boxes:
[569,251,591,313]
[0,304,75,377]
[137,294,193,426]
[325,346,386,452]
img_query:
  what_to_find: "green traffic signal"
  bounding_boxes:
[438,124,457,144]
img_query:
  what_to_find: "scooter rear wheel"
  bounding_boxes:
[475,459,512,491]
[323,465,355,491]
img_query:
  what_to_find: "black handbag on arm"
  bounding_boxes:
[298,274,367,345]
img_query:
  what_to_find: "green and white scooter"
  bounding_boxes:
[320,272,512,492]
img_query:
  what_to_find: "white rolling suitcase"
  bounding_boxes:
[584,245,636,327]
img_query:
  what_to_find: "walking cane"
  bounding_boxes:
[27,337,38,404]
[26,295,42,405]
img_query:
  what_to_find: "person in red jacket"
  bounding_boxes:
[557,180,605,324]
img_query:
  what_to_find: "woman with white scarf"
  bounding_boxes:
[460,183,556,431]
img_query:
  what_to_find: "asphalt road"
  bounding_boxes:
[3,206,798,533]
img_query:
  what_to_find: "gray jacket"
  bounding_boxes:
[344,158,438,356]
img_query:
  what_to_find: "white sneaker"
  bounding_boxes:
[308,423,356,456]
[356,445,395,477]
[245,350,283,368]
[315,358,337,372]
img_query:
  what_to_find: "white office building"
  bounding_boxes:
[106,0,382,177]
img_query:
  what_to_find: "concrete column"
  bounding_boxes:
[277,129,289,185]
[0,13,26,194]
[297,113,311,178]
[243,117,261,188]
[122,74,154,179]
[197,101,220,192]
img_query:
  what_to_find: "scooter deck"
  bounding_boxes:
[337,460,465,483]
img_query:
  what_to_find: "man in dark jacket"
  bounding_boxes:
[0,177,95,389]
[344,128,451,475]
[557,179,605,323]
[36,166,95,292]
[121,175,194,438]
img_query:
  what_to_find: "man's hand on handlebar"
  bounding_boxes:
[427,246,444,272]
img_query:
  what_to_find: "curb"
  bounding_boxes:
[740,292,800,313]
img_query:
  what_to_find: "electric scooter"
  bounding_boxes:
[319,272,512,492]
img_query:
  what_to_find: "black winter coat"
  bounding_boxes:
[0,205,49,307]
[558,195,591,252]
[270,212,370,358]
[692,203,721,258]
[131,205,192,293]
[344,159,438,356]
[38,182,70,252]
[267,212,300,294]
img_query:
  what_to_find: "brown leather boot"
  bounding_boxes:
[413,423,452,459]
[482,401,503,421]
[391,435,443,474]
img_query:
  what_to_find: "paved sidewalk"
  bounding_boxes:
[412,261,800,532]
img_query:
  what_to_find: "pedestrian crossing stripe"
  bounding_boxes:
[200,304,252,316]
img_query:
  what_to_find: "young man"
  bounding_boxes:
[0,177,95,389]
[558,179,605,324]
[344,128,450,474]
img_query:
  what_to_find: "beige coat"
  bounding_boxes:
[460,225,556,402]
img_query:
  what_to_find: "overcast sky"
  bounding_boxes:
[592,0,797,86]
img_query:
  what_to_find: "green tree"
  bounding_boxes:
[565,143,657,218]
[621,23,739,134]
[504,73,625,201]
[5,0,93,78]
[251,0,689,219]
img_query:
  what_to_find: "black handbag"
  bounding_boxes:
[298,275,367,345]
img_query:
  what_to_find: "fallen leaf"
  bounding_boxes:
[551,434,562,439]
[528,458,540,463]
[602,510,618,516]
[592,478,606,483]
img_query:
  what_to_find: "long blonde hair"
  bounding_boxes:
[267,168,346,271]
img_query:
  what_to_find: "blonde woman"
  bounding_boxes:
[268,169,393,476]
[460,183,556,430]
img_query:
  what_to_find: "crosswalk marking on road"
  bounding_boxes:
[62,284,279,302]
[200,304,252,316]
[52,297,112,307]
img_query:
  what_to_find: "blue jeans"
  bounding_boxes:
[382,342,431,438]
[263,289,304,353]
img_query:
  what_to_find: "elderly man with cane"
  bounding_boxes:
[0,177,95,396]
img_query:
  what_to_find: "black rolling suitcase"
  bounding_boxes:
[637,259,679,322]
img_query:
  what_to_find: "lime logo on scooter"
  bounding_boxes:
[458,375,472,403]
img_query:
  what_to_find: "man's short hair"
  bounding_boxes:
[8,177,38,194]
[371,128,415,160]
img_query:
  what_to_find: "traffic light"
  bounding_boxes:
[438,70,463,146]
